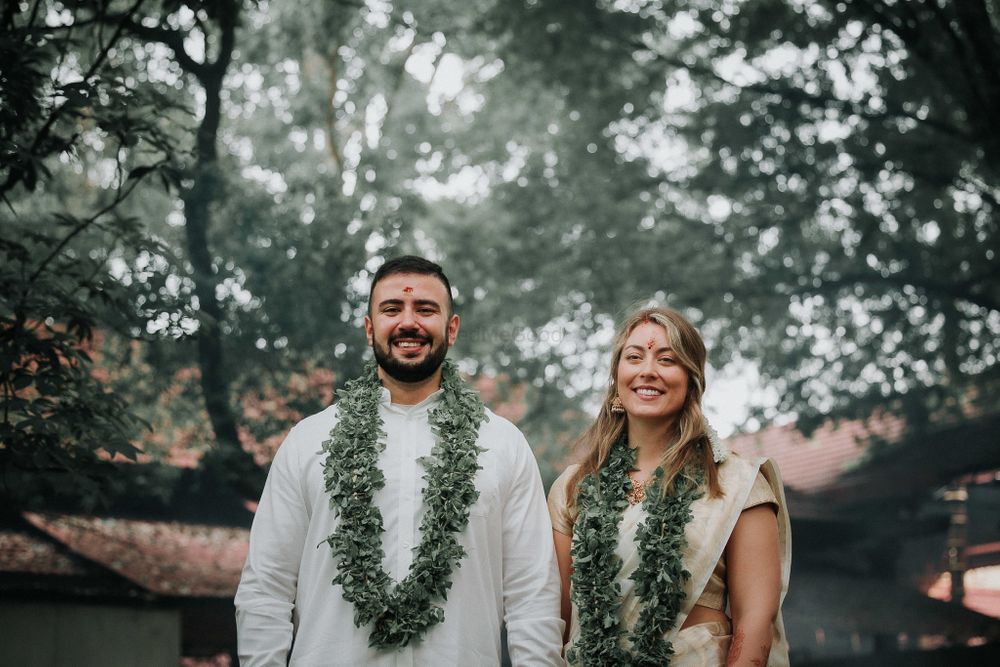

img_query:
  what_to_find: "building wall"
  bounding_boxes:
[0,601,180,667]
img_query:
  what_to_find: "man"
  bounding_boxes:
[235,255,565,666]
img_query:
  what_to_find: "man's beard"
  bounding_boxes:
[372,333,449,383]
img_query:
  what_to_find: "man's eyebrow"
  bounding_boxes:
[377,298,442,309]
[413,299,442,308]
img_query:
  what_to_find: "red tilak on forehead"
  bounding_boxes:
[403,286,414,293]
[646,338,655,349]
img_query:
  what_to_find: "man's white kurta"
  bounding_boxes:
[235,388,565,666]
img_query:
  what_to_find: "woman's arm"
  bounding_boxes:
[553,528,574,645]
[724,503,780,667]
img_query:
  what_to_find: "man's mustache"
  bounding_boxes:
[389,331,431,344]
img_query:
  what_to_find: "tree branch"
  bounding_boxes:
[324,46,344,172]
[849,0,993,144]
[1,0,145,194]
[119,18,207,77]
[25,173,145,290]
[770,269,999,313]
[377,38,420,142]
[638,44,972,143]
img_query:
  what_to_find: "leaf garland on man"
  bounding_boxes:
[320,359,487,648]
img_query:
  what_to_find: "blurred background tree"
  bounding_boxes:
[3,0,998,504]
[443,0,999,436]
[1,0,185,504]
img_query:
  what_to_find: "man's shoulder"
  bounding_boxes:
[479,407,528,443]
[285,403,340,447]
[475,409,536,469]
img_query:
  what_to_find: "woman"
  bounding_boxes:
[548,307,791,666]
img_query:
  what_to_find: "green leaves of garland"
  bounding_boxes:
[628,465,704,663]
[568,440,703,666]
[320,360,487,648]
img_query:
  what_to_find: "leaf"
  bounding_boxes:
[12,374,34,390]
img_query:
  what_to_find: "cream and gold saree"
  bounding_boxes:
[549,454,791,666]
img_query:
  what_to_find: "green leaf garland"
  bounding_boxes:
[568,438,704,666]
[320,360,487,648]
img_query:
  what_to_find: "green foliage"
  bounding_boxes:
[0,1,186,504]
[421,0,1000,436]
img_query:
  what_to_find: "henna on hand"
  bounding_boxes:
[725,629,744,666]
[750,642,770,666]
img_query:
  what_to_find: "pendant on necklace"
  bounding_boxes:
[626,475,647,505]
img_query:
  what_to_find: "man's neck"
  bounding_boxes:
[377,367,443,405]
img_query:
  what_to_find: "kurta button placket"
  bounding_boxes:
[388,398,428,667]
[403,409,416,578]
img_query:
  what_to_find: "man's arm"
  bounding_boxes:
[235,427,310,667]
[502,433,566,666]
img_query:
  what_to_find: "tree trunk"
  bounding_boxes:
[176,1,263,497]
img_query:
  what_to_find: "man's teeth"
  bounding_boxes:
[396,341,423,348]
[636,388,662,396]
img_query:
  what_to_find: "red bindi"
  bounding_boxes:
[403,286,413,293]
[646,338,655,349]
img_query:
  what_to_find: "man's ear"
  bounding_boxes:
[364,315,374,346]
[447,314,460,346]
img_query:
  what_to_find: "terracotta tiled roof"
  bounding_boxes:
[0,528,90,576]
[23,512,248,598]
[728,412,906,494]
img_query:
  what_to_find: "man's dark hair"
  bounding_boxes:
[368,255,454,314]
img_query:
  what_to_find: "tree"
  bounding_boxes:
[414,0,999,437]
[105,0,271,493]
[1,0,183,504]
[9,0,996,507]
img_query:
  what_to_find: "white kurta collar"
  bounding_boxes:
[379,386,444,415]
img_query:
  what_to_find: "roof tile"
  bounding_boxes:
[23,512,248,598]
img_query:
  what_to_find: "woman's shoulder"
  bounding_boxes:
[717,450,758,474]
[716,452,787,510]
[549,463,582,497]
[548,463,582,534]
[714,451,766,492]
[554,462,582,480]
[720,451,785,484]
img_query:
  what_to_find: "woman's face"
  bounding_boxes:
[615,321,690,425]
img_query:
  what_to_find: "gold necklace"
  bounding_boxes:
[626,473,648,505]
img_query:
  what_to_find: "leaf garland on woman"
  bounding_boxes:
[568,438,704,666]
[320,360,487,648]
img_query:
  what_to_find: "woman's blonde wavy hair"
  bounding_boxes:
[567,306,723,504]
